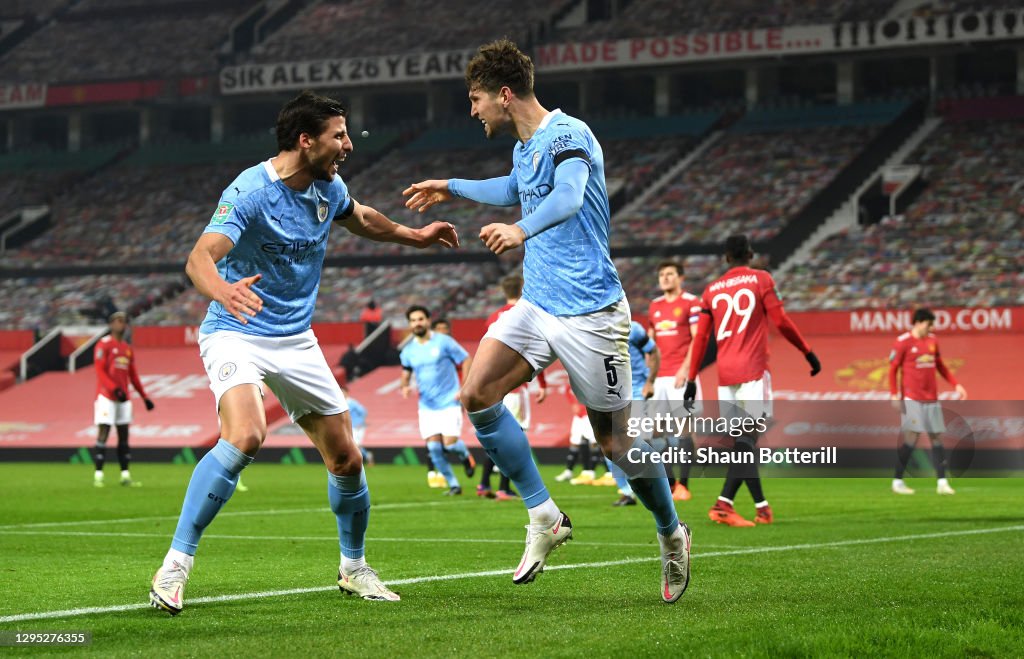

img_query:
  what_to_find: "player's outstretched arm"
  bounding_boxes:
[405,175,518,211]
[341,200,459,249]
[186,233,263,325]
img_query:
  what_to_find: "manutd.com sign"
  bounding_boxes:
[849,308,1016,333]
[787,307,1022,335]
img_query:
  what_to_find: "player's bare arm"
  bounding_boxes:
[402,180,452,212]
[341,199,459,249]
[480,223,526,255]
[185,232,263,325]
[455,355,473,402]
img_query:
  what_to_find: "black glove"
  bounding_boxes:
[112,387,128,402]
[806,351,821,377]
[683,380,697,411]
[144,398,155,411]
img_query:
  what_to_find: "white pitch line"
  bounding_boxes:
[1,524,1021,624]
[0,500,473,531]
[0,529,737,549]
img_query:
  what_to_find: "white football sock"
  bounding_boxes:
[163,548,193,572]
[527,497,560,528]
[342,555,367,574]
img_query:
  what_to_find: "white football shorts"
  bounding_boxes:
[94,394,132,426]
[503,388,531,430]
[569,414,597,446]
[199,329,347,423]
[718,371,773,423]
[484,297,631,413]
[901,400,945,434]
[418,405,463,440]
[652,374,703,417]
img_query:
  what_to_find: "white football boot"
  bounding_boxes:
[661,523,692,604]
[513,512,573,584]
[338,565,401,601]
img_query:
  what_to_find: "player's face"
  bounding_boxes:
[307,115,353,181]
[468,86,509,139]
[109,317,127,334]
[432,322,450,335]
[658,267,682,293]
[408,311,430,337]
[913,320,934,336]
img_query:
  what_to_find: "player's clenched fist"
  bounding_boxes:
[480,223,525,255]
[217,273,264,324]
[403,180,452,212]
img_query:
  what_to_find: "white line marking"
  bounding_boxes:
[0,500,471,530]
[0,529,735,549]
[1,524,1020,623]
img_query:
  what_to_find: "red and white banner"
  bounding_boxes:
[786,307,1023,336]
[0,83,46,110]
[536,10,1024,72]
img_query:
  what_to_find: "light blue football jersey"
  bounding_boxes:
[199,160,353,337]
[399,332,469,411]
[347,396,367,428]
[515,110,623,316]
[627,321,656,399]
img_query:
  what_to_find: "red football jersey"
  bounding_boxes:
[698,266,782,386]
[888,332,957,402]
[648,292,700,377]
[486,302,546,391]
[94,335,148,400]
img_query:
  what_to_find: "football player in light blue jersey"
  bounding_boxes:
[149,90,459,614]
[403,40,690,603]
[399,305,475,496]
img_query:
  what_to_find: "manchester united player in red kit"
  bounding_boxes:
[683,235,821,526]
[92,311,155,487]
[648,261,701,501]
[889,308,967,496]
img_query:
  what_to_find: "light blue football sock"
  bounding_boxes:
[427,440,458,488]
[327,469,370,559]
[171,439,253,554]
[445,439,471,461]
[468,402,549,508]
[616,439,679,536]
[607,458,633,496]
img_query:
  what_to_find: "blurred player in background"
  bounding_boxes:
[889,308,967,496]
[431,318,452,335]
[649,261,701,501]
[404,39,690,602]
[479,274,548,500]
[612,318,661,506]
[92,310,155,488]
[684,235,821,526]
[555,388,600,483]
[149,90,458,614]
[342,385,373,466]
[400,305,475,496]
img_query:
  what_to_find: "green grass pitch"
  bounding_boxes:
[0,464,1021,657]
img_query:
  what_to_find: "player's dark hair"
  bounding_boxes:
[465,38,534,97]
[658,261,683,276]
[913,308,936,324]
[406,305,430,320]
[276,90,347,151]
[431,318,450,329]
[500,274,524,299]
[724,234,753,264]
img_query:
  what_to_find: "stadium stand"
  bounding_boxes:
[135,262,504,327]
[549,0,897,42]
[0,273,186,330]
[780,118,1024,310]
[0,0,260,83]
[246,0,568,63]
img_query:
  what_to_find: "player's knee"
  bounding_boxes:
[326,450,363,476]
[460,382,496,413]
[222,426,265,456]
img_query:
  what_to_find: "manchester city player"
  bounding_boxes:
[149,90,458,614]
[404,40,691,603]
[399,305,474,496]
